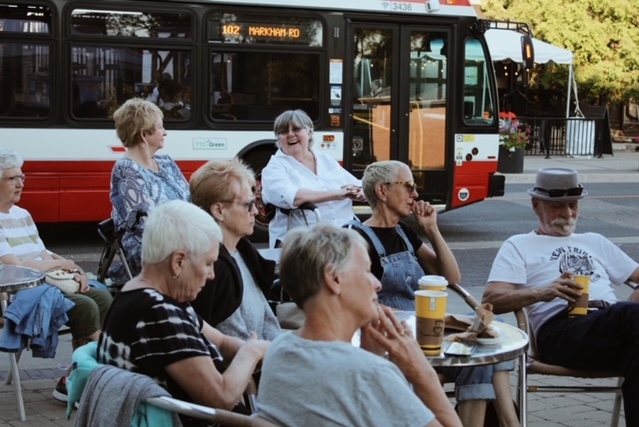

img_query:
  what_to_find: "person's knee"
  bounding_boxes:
[66,294,102,339]
[88,288,113,313]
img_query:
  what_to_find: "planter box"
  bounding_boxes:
[497,147,524,174]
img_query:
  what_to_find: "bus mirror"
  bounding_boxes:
[521,35,535,69]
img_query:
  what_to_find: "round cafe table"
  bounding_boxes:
[352,313,528,367]
[352,312,530,425]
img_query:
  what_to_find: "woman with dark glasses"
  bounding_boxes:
[347,160,460,309]
[189,159,281,341]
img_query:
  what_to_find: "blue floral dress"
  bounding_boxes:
[109,154,190,283]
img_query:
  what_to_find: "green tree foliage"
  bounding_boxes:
[481,0,639,102]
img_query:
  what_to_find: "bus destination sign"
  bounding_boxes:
[219,22,303,42]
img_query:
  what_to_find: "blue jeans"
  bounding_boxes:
[439,361,515,402]
[537,302,639,426]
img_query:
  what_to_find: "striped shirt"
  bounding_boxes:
[0,205,48,260]
[97,288,224,404]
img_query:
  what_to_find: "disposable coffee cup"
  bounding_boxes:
[418,275,448,291]
[415,290,447,356]
[568,275,590,316]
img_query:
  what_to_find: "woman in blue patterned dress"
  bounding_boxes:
[109,98,190,283]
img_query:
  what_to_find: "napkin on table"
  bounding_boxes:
[443,303,499,345]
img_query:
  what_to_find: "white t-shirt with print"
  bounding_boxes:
[488,231,638,337]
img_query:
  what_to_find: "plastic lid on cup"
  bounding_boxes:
[418,275,448,287]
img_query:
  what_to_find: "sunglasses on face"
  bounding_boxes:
[534,185,584,198]
[383,181,418,191]
[239,198,257,212]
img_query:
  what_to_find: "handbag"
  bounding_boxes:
[45,269,80,294]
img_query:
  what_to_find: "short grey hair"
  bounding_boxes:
[362,160,405,209]
[141,200,223,265]
[0,148,24,173]
[273,109,314,149]
[279,222,367,309]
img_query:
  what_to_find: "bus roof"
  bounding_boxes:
[193,0,478,18]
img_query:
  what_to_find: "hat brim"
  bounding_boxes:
[527,188,588,201]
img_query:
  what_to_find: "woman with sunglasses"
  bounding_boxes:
[261,109,365,248]
[347,160,521,427]
[347,160,460,309]
[190,159,281,341]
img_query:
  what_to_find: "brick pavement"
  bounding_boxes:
[0,150,637,425]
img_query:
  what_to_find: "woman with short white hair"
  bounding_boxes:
[98,200,269,425]
[0,147,113,403]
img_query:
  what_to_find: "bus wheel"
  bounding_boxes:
[243,148,275,244]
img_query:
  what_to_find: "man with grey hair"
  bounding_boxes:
[257,223,462,427]
[0,147,113,403]
[484,167,639,426]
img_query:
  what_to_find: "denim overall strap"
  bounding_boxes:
[346,221,425,310]
[345,220,387,257]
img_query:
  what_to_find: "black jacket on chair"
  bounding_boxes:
[191,237,275,327]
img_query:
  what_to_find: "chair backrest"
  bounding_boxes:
[145,396,279,427]
[513,307,624,427]
[96,218,133,287]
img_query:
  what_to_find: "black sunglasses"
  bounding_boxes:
[534,185,584,198]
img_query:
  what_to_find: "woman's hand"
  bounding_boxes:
[241,332,270,360]
[362,306,436,381]
[75,271,90,293]
[341,185,366,202]
[412,200,438,230]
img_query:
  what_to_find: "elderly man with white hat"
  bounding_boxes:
[483,167,639,425]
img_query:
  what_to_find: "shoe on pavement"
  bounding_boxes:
[52,376,68,403]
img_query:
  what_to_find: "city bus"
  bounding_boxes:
[0,0,503,240]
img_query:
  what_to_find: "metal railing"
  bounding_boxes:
[518,116,605,158]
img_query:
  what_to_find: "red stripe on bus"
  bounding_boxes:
[110,146,126,153]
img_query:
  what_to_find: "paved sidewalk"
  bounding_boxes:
[0,150,636,426]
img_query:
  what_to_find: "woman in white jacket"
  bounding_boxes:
[261,109,365,247]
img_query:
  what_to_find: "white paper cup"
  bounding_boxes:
[418,275,448,291]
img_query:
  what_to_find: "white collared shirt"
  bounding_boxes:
[262,148,361,248]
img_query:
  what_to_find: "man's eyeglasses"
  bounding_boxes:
[4,174,26,185]
[383,181,418,191]
[533,185,584,198]
[276,127,305,136]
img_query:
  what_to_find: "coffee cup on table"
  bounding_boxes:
[415,290,447,356]
[418,275,448,291]
[568,275,590,316]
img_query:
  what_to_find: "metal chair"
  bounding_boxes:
[145,396,278,427]
[514,308,624,427]
[274,202,322,248]
[0,275,70,421]
[70,342,276,427]
[96,218,133,294]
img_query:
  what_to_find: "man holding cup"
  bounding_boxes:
[484,167,639,426]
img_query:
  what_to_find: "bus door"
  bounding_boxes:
[347,23,451,208]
